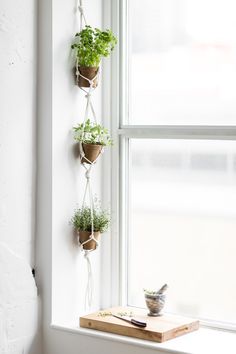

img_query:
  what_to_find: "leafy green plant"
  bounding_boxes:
[73,119,113,146]
[71,25,117,67]
[71,203,110,233]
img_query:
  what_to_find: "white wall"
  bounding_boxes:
[51,0,102,325]
[0,1,41,353]
[37,0,104,350]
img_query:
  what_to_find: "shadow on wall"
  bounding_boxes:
[28,323,43,354]
[0,242,42,354]
[28,296,42,354]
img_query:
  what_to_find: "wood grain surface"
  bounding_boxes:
[80,306,199,343]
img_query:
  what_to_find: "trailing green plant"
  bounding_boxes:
[73,119,113,146]
[71,25,117,67]
[71,203,110,233]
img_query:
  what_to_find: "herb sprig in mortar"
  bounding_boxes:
[144,284,168,296]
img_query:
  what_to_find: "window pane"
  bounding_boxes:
[129,0,236,125]
[128,139,236,325]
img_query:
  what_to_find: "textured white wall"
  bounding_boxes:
[51,0,103,325]
[0,1,41,353]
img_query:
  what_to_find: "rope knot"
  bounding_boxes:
[84,249,89,258]
[78,5,84,14]
[85,170,91,179]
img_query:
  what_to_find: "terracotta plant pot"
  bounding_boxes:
[78,231,100,250]
[75,66,99,88]
[81,143,103,164]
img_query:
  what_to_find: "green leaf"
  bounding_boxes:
[70,202,110,233]
[71,26,117,67]
[72,119,113,146]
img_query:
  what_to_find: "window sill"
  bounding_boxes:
[51,322,236,354]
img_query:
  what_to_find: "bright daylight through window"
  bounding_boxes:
[120,0,236,329]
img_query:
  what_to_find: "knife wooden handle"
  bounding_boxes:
[131,318,147,328]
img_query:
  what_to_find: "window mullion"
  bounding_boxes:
[118,126,236,140]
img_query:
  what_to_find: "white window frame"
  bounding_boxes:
[102,0,236,332]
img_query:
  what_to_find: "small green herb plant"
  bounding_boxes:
[71,25,117,67]
[71,203,110,233]
[73,119,113,146]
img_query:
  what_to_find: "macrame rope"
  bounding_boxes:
[75,0,103,310]
[79,142,104,165]
[79,165,99,310]
[83,90,92,123]
[78,69,100,88]
[77,61,100,253]
[84,250,94,309]
[77,0,87,32]
[80,166,99,249]
[75,66,100,96]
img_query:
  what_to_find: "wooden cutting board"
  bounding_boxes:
[80,306,199,343]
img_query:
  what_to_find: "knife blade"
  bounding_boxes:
[112,314,147,328]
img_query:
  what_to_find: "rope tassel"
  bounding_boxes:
[84,251,93,309]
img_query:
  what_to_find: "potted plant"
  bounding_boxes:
[71,25,117,88]
[71,204,110,250]
[73,119,113,164]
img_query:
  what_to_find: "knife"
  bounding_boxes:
[112,314,147,328]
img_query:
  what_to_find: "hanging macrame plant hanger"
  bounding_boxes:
[75,0,103,310]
